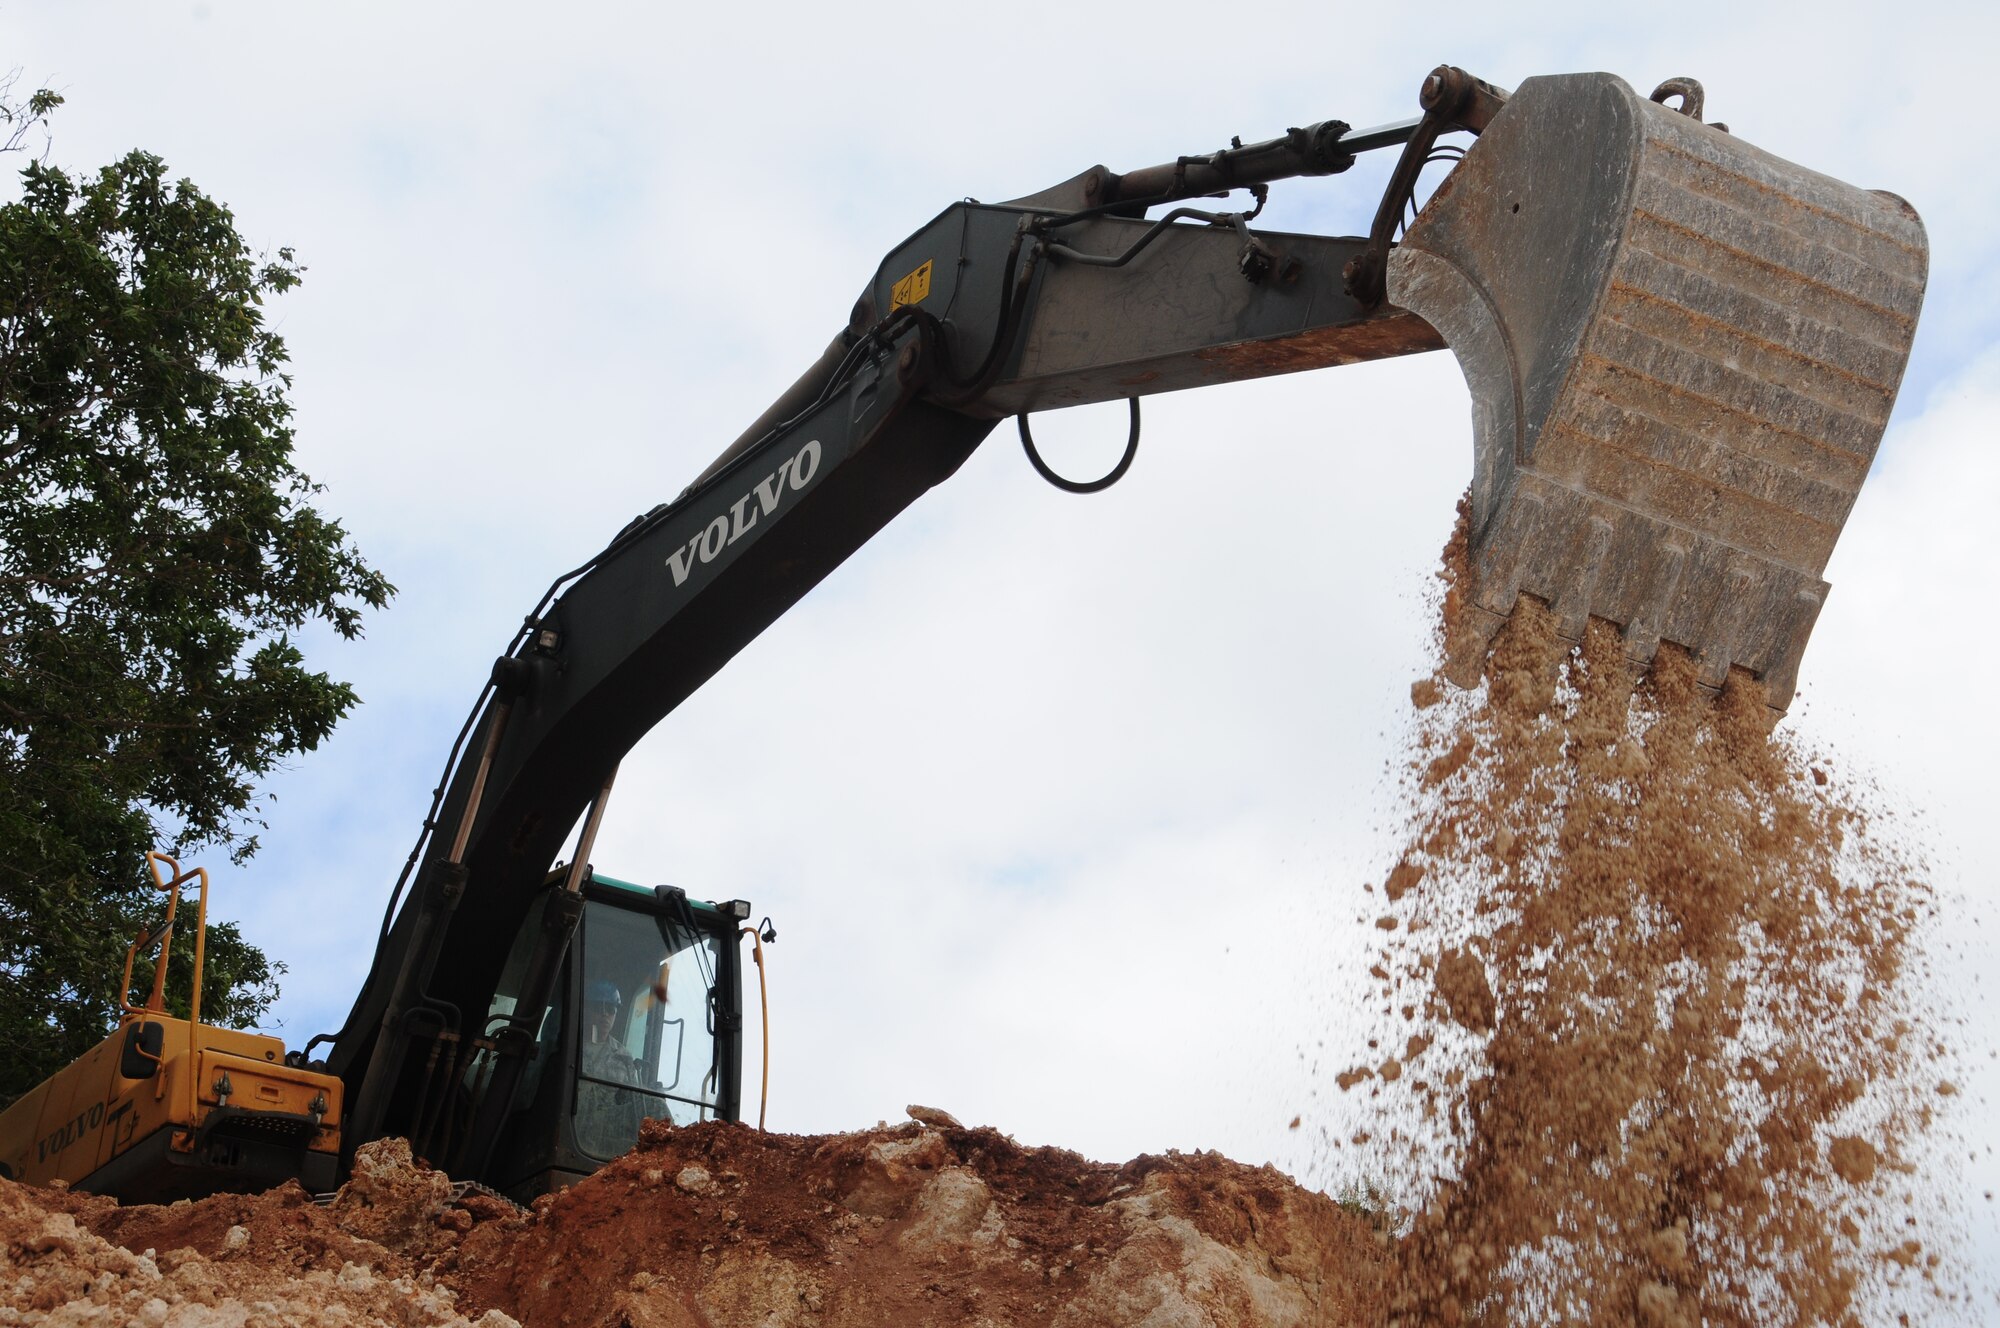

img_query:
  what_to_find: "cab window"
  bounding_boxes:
[573,896,724,1159]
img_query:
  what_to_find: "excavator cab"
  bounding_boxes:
[465,872,750,1201]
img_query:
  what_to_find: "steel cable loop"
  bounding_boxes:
[1018,398,1141,494]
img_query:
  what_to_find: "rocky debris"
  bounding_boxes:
[327,1138,458,1252]
[1,1123,1386,1326]
[0,1165,513,1327]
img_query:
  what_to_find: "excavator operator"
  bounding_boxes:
[576,979,648,1157]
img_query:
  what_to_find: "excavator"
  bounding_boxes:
[0,67,1928,1203]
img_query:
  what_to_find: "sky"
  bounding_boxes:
[7,0,1996,1309]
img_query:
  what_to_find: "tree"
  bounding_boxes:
[0,84,394,1104]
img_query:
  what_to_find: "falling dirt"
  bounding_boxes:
[1321,506,1962,1325]
[2,1128,1392,1326]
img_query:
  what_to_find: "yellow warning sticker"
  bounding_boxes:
[890,259,933,310]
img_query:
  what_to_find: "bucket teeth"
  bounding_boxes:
[1693,563,1765,691]
[1442,604,1508,691]
[1551,516,1615,641]
[1388,72,1926,711]
[1619,543,1686,667]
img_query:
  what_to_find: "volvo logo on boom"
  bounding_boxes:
[665,440,823,588]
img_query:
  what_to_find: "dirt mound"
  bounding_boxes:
[450,1117,1391,1327]
[3,1129,1388,1326]
[0,1145,509,1326]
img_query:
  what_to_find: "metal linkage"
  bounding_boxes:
[1346,65,1511,308]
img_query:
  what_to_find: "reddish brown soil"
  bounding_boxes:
[2,1126,1390,1326]
[453,1118,1389,1327]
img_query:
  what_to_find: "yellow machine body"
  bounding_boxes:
[0,1014,342,1200]
[0,853,342,1200]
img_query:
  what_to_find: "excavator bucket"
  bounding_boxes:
[1388,72,1926,710]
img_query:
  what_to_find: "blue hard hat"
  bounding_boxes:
[585,980,622,1008]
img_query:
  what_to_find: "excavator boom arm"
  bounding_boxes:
[329,68,1926,1184]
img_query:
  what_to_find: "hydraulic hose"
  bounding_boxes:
[741,925,770,1131]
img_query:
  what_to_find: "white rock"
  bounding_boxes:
[897,1168,1000,1251]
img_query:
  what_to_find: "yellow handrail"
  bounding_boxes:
[127,852,211,1119]
[118,895,172,1018]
